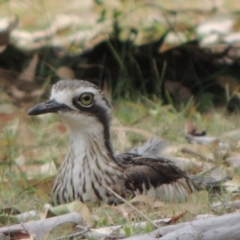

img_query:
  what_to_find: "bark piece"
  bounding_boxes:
[124,212,240,240]
[0,212,83,239]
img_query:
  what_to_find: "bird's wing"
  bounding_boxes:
[118,154,199,202]
[127,136,168,157]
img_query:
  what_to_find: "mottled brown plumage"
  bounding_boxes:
[28,79,224,205]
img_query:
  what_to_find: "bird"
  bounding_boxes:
[28,79,226,205]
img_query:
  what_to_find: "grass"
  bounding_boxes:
[1,95,240,238]
[1,0,240,238]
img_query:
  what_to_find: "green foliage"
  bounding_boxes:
[123,226,132,237]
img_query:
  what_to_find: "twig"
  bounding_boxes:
[198,160,225,176]
[181,147,213,162]
[53,226,90,240]
[103,185,159,229]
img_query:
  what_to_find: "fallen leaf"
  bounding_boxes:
[168,211,187,224]
[167,156,203,173]
[0,16,18,51]
[0,103,18,114]
[212,200,240,213]
[209,166,230,181]
[184,119,206,136]
[223,175,240,192]
[129,195,154,208]
[89,225,124,239]
[40,161,57,176]
[217,75,240,94]
[153,199,163,208]
[18,54,38,82]
[185,135,219,145]
[16,177,54,199]
[47,200,93,226]
[103,78,111,101]
[225,156,240,168]
[164,80,192,103]
[155,191,210,219]
[56,66,75,79]
[116,195,155,218]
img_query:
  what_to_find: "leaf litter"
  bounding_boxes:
[1,103,240,238]
[1,2,240,239]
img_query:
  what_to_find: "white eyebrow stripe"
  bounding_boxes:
[51,82,112,117]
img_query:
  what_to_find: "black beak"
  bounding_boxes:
[28,99,72,115]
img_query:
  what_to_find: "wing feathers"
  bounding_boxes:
[121,155,198,202]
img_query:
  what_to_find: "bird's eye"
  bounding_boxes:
[78,93,94,107]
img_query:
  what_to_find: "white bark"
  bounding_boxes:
[124,212,240,240]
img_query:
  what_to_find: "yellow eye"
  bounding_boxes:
[78,93,94,107]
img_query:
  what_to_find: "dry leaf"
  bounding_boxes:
[217,75,240,94]
[103,79,111,100]
[209,166,230,181]
[0,16,18,50]
[89,225,124,239]
[153,199,163,208]
[9,86,25,99]
[185,135,219,145]
[184,119,206,136]
[166,156,203,173]
[155,191,210,219]
[56,66,75,79]
[116,195,155,220]
[212,200,240,213]
[223,175,240,192]
[15,155,26,167]
[18,54,38,82]
[181,145,215,162]
[47,200,93,226]
[9,161,56,184]
[0,103,18,114]
[67,200,93,226]
[17,177,54,199]
[40,161,57,176]
[165,80,192,102]
[16,122,36,147]
[225,156,240,168]
[168,211,187,224]
[129,195,154,208]
[116,205,129,220]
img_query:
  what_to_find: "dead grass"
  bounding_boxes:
[1,97,240,237]
[1,0,240,238]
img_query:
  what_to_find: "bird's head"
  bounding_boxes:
[28,80,112,133]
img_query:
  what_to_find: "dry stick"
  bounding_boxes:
[198,160,225,176]
[53,226,90,240]
[103,185,159,229]
[181,147,212,162]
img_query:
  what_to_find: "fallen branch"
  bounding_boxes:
[0,212,83,239]
[123,212,240,240]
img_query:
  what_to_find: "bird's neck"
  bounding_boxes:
[68,126,119,166]
[52,128,125,204]
[60,113,115,160]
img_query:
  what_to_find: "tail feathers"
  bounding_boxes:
[188,175,232,191]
